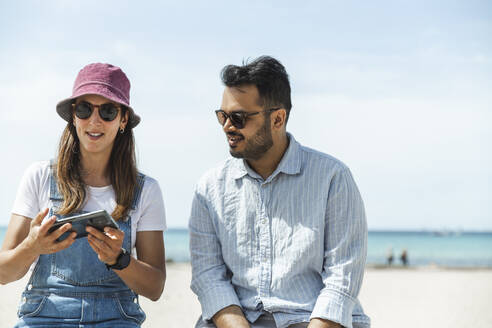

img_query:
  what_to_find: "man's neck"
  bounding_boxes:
[247,134,289,180]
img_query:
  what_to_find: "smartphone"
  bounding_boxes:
[48,210,119,240]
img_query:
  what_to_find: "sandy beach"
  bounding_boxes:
[1,264,491,328]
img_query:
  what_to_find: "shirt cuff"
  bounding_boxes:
[198,286,242,321]
[310,289,356,328]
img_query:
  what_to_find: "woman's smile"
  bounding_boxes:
[86,131,104,140]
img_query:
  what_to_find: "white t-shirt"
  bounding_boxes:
[12,161,167,254]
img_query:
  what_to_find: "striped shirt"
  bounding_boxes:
[189,134,370,328]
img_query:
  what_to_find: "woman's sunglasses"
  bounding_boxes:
[73,101,121,122]
[215,108,280,129]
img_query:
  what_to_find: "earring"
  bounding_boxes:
[120,127,125,134]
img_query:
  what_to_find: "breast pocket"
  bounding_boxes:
[217,193,257,266]
[50,211,131,286]
[51,237,119,285]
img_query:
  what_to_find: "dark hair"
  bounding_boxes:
[221,56,292,122]
[55,106,138,221]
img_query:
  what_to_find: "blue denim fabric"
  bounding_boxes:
[16,291,145,327]
[15,164,146,327]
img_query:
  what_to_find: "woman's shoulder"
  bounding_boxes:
[133,173,166,229]
[140,173,158,186]
[26,160,51,171]
[22,160,52,183]
[13,161,52,217]
[139,174,163,195]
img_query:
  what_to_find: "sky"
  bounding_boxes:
[0,0,490,230]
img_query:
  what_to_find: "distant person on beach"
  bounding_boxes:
[0,63,166,327]
[400,249,408,266]
[386,247,394,266]
[189,56,370,328]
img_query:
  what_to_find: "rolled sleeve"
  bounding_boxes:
[310,168,368,328]
[311,288,356,327]
[189,189,242,321]
[196,284,242,321]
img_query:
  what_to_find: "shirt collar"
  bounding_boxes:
[231,133,302,181]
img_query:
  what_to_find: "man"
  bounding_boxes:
[189,56,370,328]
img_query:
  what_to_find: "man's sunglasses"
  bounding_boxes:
[73,101,121,122]
[215,108,281,129]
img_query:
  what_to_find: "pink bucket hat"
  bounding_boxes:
[56,63,140,128]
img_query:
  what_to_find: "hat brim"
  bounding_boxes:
[56,89,140,129]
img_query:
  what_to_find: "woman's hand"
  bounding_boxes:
[0,209,76,284]
[23,208,77,256]
[86,226,124,265]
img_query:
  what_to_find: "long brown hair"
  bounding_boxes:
[55,107,137,221]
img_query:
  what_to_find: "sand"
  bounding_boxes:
[1,264,491,328]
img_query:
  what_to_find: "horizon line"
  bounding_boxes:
[1,225,491,233]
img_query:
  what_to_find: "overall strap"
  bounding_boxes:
[49,159,64,201]
[130,173,146,210]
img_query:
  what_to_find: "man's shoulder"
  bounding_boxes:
[297,143,349,173]
[195,157,238,188]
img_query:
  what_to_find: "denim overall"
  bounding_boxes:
[15,165,147,328]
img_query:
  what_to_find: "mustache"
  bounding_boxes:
[227,132,243,138]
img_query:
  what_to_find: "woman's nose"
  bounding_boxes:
[88,107,103,124]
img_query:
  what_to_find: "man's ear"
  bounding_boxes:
[272,109,287,129]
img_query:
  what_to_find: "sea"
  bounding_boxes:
[1,227,491,268]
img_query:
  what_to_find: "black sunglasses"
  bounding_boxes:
[215,108,281,129]
[73,101,121,122]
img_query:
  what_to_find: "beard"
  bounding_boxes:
[229,115,273,160]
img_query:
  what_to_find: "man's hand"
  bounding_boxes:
[308,318,342,328]
[213,305,250,328]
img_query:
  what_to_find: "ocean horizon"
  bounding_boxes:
[1,226,491,268]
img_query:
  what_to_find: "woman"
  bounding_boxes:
[0,63,166,327]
